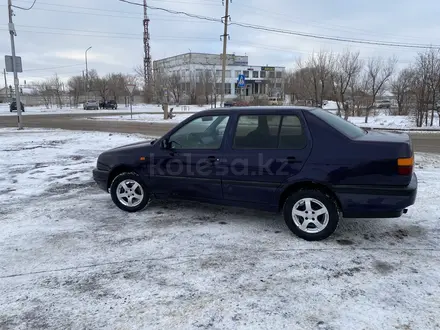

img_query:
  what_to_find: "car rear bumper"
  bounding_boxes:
[93,168,109,192]
[333,173,418,218]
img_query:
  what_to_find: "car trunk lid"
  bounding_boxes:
[356,130,414,185]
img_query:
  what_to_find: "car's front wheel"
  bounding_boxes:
[110,172,150,212]
[283,189,340,241]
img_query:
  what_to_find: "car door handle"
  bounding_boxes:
[206,156,219,163]
[285,156,301,164]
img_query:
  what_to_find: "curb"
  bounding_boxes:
[363,127,440,132]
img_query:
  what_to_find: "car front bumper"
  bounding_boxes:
[93,168,109,192]
[333,173,418,218]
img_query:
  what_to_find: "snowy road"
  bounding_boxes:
[0,129,440,329]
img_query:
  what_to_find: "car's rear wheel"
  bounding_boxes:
[110,172,150,212]
[283,189,340,241]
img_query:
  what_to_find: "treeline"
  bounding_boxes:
[283,48,440,127]
[31,70,138,108]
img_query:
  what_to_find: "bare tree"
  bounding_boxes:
[47,74,64,108]
[87,69,99,96]
[198,69,212,104]
[134,64,155,103]
[95,77,110,102]
[411,53,432,127]
[167,72,183,104]
[311,50,336,107]
[333,50,363,119]
[153,69,168,104]
[107,73,127,101]
[35,81,52,108]
[391,68,414,115]
[67,75,83,107]
[293,51,336,107]
[283,69,296,104]
[423,49,440,126]
[294,58,316,105]
[363,56,397,123]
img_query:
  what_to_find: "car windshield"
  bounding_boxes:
[311,109,366,139]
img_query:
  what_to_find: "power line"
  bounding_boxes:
[119,1,440,49]
[229,22,440,50]
[11,0,219,15]
[1,23,427,52]
[233,3,424,43]
[0,4,218,22]
[10,0,423,45]
[119,0,221,23]
[25,64,84,72]
[10,0,438,48]
[0,28,217,41]
[0,24,423,62]
[0,26,423,60]
[12,0,36,10]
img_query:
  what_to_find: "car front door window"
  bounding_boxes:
[168,115,230,149]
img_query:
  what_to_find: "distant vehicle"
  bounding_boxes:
[374,100,391,109]
[93,106,417,241]
[9,101,25,112]
[268,97,282,105]
[84,100,99,110]
[99,100,118,110]
[224,100,250,107]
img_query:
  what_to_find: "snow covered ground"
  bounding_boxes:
[0,103,207,116]
[1,129,440,329]
[350,113,440,130]
[89,111,440,132]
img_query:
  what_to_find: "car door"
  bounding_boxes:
[221,112,312,206]
[150,114,231,201]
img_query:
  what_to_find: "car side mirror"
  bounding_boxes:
[161,139,171,149]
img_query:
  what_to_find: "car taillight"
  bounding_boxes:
[397,156,414,175]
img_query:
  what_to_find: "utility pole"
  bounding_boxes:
[7,0,23,129]
[82,70,85,98]
[143,0,152,102]
[85,46,92,100]
[220,0,231,108]
[3,69,7,97]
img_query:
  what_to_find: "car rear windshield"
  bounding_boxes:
[311,109,366,139]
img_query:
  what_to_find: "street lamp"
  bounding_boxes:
[85,46,92,100]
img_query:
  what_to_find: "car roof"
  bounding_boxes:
[194,106,319,115]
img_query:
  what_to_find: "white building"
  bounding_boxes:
[153,53,285,102]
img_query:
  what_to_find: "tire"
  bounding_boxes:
[110,172,150,212]
[283,189,340,241]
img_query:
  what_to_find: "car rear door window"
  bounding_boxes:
[311,109,366,139]
[233,115,281,149]
[278,115,307,149]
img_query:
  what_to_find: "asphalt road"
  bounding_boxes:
[1,112,440,154]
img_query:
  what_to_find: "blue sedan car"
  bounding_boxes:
[93,107,417,241]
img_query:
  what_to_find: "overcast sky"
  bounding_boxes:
[2,0,440,86]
